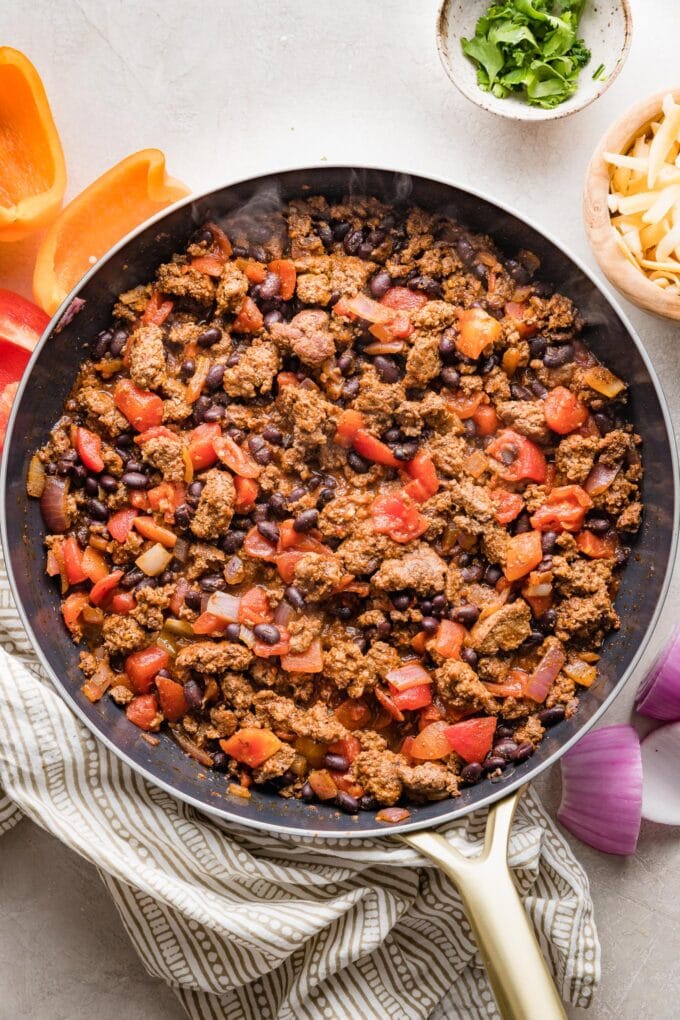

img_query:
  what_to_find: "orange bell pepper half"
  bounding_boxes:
[33,149,190,315]
[0,48,66,242]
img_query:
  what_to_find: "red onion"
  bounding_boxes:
[640,723,680,824]
[524,644,565,702]
[635,625,680,720]
[274,599,295,628]
[206,591,241,623]
[584,461,619,496]
[385,662,432,691]
[558,725,642,855]
[39,475,71,533]
[173,537,190,564]
[171,731,214,768]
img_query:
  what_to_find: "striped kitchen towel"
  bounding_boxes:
[0,555,600,1019]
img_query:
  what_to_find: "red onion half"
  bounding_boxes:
[640,723,680,825]
[558,724,642,855]
[635,625,680,720]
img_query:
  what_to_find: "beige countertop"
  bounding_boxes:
[0,0,679,1017]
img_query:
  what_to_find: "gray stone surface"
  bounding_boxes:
[0,0,679,1017]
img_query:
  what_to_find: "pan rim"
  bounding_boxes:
[2,162,677,839]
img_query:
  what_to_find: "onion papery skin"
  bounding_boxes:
[558,724,642,855]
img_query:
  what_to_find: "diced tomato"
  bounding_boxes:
[155,676,189,722]
[277,519,329,554]
[371,492,428,544]
[390,683,432,712]
[192,611,224,635]
[187,422,221,470]
[352,429,401,467]
[410,631,428,655]
[107,507,138,543]
[111,591,136,614]
[430,619,466,659]
[81,546,108,583]
[472,404,499,436]
[220,727,282,767]
[410,720,452,761]
[90,569,124,606]
[114,378,164,432]
[169,577,190,616]
[446,389,484,419]
[125,645,170,695]
[253,632,291,658]
[268,259,296,300]
[405,451,439,498]
[233,296,263,333]
[190,254,224,277]
[238,587,272,627]
[328,734,362,764]
[61,592,90,635]
[400,735,417,760]
[456,307,502,360]
[133,516,177,548]
[134,425,177,446]
[213,435,261,478]
[504,301,536,338]
[243,526,279,562]
[281,638,323,673]
[126,694,161,732]
[334,698,373,731]
[62,536,87,586]
[129,491,149,510]
[374,686,404,722]
[543,386,588,435]
[334,408,365,448]
[75,427,104,473]
[492,490,524,525]
[380,287,428,312]
[444,718,497,763]
[387,310,414,340]
[418,704,445,730]
[142,289,173,326]
[403,478,431,503]
[147,482,186,522]
[276,371,300,390]
[240,259,267,283]
[530,485,592,533]
[576,529,618,559]
[487,429,547,483]
[504,531,543,582]
[233,475,259,513]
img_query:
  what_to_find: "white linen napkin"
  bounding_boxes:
[0,553,599,1019]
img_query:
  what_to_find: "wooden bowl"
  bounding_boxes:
[584,87,680,320]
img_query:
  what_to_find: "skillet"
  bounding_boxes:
[2,167,677,1018]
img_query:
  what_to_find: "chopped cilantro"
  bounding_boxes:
[461,0,592,110]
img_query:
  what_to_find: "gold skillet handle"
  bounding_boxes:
[401,788,566,1020]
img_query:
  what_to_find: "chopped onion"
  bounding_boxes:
[523,569,553,599]
[39,475,71,533]
[239,625,255,648]
[344,293,393,324]
[641,723,680,825]
[524,644,565,702]
[173,537,190,564]
[363,340,406,355]
[274,599,295,628]
[582,365,626,398]
[171,730,214,767]
[635,625,680,720]
[563,659,597,687]
[558,724,642,855]
[376,807,411,824]
[207,591,241,622]
[81,660,114,703]
[584,461,619,496]
[26,455,46,498]
[135,542,173,577]
[386,661,432,691]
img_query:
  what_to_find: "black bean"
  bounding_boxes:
[369,270,392,299]
[510,383,533,401]
[343,229,363,255]
[87,498,108,521]
[506,260,530,284]
[512,743,534,764]
[284,585,306,611]
[347,450,370,474]
[421,599,433,615]
[219,531,244,555]
[84,476,99,497]
[586,516,611,535]
[253,505,269,523]
[524,629,544,647]
[264,309,285,328]
[109,329,128,357]
[461,648,478,668]
[538,555,553,571]
[196,326,221,348]
[183,680,203,709]
[456,238,475,265]
[472,262,488,283]
[484,756,508,772]
[543,344,574,368]
[184,589,202,610]
[528,337,547,359]
[408,275,442,298]
[262,425,283,445]
[204,364,224,391]
[248,244,267,263]
[225,622,242,641]
[174,504,193,530]
[116,432,133,449]
[374,356,400,384]
[538,608,557,632]
[180,358,196,381]
[226,352,240,367]
[494,739,519,760]
[294,508,319,533]
[324,753,350,773]
[432,594,447,611]
[136,576,158,592]
[342,378,360,401]
[257,272,280,301]
[308,471,323,489]
[317,222,334,250]
[200,574,226,593]
[121,471,149,490]
[56,458,74,476]
[100,474,118,494]
[252,446,271,466]
[533,282,553,298]
[496,725,515,740]
[480,354,499,374]
[441,366,461,389]
[317,487,335,508]
[159,568,176,585]
[124,458,143,473]
[514,511,532,535]
[484,564,502,585]
[390,591,411,611]
[334,604,353,621]
[211,751,230,772]
[377,620,392,638]
[76,525,90,547]
[257,520,279,544]
[421,616,439,635]
[615,544,631,566]
[454,604,480,627]
[393,441,419,461]
[332,220,350,241]
[328,290,341,307]
[357,240,375,260]
[120,567,144,590]
[288,486,307,502]
[94,331,112,359]
[530,379,548,398]
[593,412,614,436]
[202,405,224,422]
[301,781,316,802]
[337,351,355,377]
[253,623,281,645]
[538,705,566,727]
[461,564,483,583]
[336,791,360,815]
[460,763,483,783]
[187,480,204,504]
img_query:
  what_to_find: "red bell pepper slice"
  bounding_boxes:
[233,296,263,333]
[125,645,170,695]
[111,591,136,615]
[142,289,173,326]
[280,638,323,673]
[444,718,497,763]
[133,516,177,548]
[238,586,272,627]
[81,546,109,583]
[576,529,618,559]
[75,426,104,473]
[192,611,225,635]
[213,435,261,478]
[328,734,362,764]
[220,727,282,767]
[62,536,87,585]
[190,254,224,277]
[334,698,373,731]
[456,307,502,360]
[405,451,439,498]
[487,429,547,484]
[492,490,524,525]
[234,475,259,513]
[126,694,161,732]
[268,259,296,300]
[114,378,164,432]
[0,288,49,354]
[352,429,401,467]
[187,422,221,470]
[108,507,138,543]
[389,683,433,712]
[61,591,90,635]
[90,569,124,606]
[334,408,365,448]
[155,676,189,722]
[430,620,466,659]
[410,721,452,760]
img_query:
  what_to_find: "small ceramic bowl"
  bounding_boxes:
[584,88,680,321]
[437,0,632,122]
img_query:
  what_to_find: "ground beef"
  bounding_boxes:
[372,543,446,595]
[496,400,549,444]
[190,469,235,540]
[102,615,147,655]
[270,310,335,367]
[555,434,599,484]
[399,761,459,800]
[404,333,442,388]
[353,750,403,805]
[251,745,298,784]
[469,600,532,654]
[175,641,253,676]
[77,387,129,436]
[128,324,166,391]
[254,692,347,743]
[435,660,500,715]
[215,263,249,314]
[157,261,215,305]
[292,552,344,601]
[223,342,280,398]
[140,434,186,483]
